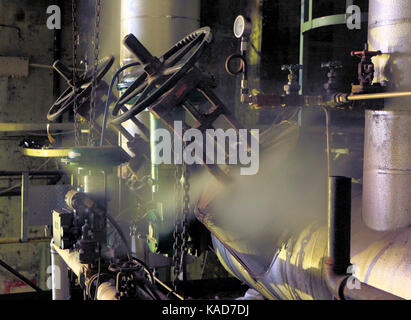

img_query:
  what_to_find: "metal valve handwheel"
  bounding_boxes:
[47,55,115,121]
[110,27,212,126]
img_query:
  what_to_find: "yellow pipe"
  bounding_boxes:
[347,91,411,101]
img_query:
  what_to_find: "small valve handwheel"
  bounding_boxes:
[47,55,115,122]
[110,27,212,126]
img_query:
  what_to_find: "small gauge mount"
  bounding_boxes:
[233,15,252,39]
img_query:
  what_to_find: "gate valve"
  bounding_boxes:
[282,64,302,95]
[351,44,382,88]
[321,61,343,94]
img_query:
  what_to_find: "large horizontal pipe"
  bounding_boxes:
[324,259,403,300]
[200,191,411,300]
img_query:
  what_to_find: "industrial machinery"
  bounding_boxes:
[1,0,409,301]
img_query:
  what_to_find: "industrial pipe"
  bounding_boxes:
[96,281,118,300]
[50,241,70,300]
[199,183,411,300]
[324,258,403,300]
[368,0,411,95]
[324,177,403,300]
[346,91,411,101]
[51,243,118,300]
[119,0,201,263]
[363,110,411,231]
[327,176,351,275]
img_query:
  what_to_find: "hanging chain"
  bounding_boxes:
[89,0,102,146]
[72,0,80,146]
[180,162,190,267]
[172,164,183,289]
[172,157,191,291]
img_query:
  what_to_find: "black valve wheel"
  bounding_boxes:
[47,55,115,122]
[110,27,212,126]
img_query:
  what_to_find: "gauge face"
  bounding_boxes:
[234,15,246,38]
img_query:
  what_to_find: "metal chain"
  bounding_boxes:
[89,0,102,146]
[180,162,190,268]
[72,0,80,146]
[172,160,191,291]
[172,164,183,288]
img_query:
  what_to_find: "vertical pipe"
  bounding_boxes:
[299,0,305,94]
[53,0,62,102]
[368,0,411,97]
[20,172,28,242]
[120,0,200,280]
[362,110,411,231]
[50,242,70,300]
[327,176,351,274]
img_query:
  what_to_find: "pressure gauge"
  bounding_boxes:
[233,15,252,39]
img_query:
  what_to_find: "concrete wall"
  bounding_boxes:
[0,0,71,292]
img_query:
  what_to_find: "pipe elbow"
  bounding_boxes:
[324,258,349,300]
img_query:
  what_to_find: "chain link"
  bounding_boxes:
[172,159,191,291]
[89,0,102,146]
[172,164,183,288]
[180,162,190,266]
[72,0,80,146]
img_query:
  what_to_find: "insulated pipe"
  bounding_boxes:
[324,177,402,300]
[202,194,411,300]
[120,0,200,66]
[50,241,70,300]
[51,243,118,300]
[96,281,118,300]
[368,0,411,98]
[362,110,411,231]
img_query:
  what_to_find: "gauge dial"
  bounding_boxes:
[234,15,246,38]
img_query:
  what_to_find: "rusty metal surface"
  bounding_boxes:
[208,196,411,300]
[363,110,411,231]
[368,0,411,94]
